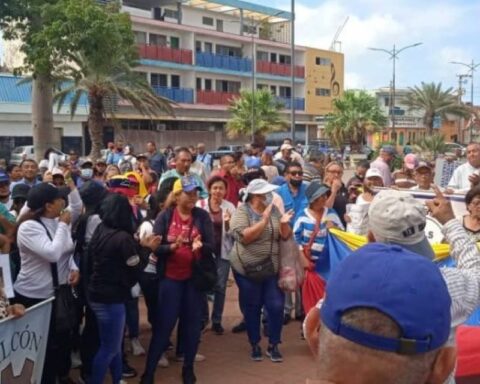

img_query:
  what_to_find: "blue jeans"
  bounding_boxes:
[125,297,139,338]
[89,302,126,384]
[143,278,203,377]
[234,272,285,345]
[211,258,231,325]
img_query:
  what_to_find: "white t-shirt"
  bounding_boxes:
[448,162,480,193]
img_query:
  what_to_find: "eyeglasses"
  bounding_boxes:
[470,200,480,207]
[289,171,303,176]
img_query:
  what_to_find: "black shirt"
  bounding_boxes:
[333,184,349,228]
[88,224,140,303]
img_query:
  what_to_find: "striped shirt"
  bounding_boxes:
[229,203,281,276]
[293,208,344,278]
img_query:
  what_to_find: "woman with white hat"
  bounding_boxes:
[229,179,293,363]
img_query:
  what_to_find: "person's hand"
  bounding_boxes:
[325,221,335,229]
[331,179,342,193]
[0,234,11,254]
[69,270,80,286]
[280,209,294,224]
[192,235,203,252]
[141,234,162,251]
[469,173,480,187]
[425,186,455,225]
[43,171,53,183]
[64,170,75,190]
[171,234,184,251]
[344,214,351,223]
[223,210,232,223]
[262,203,274,222]
[59,210,71,225]
[444,188,454,195]
[8,304,25,318]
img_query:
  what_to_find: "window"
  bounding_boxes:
[315,88,331,97]
[170,36,179,49]
[279,54,291,64]
[270,85,277,95]
[279,86,291,98]
[315,57,331,66]
[150,33,167,46]
[384,97,390,107]
[216,80,240,93]
[216,19,223,32]
[204,42,213,53]
[270,53,277,63]
[195,41,202,52]
[257,51,269,62]
[216,44,241,57]
[205,79,212,91]
[171,75,180,88]
[163,8,179,19]
[196,78,202,90]
[134,31,146,44]
[151,73,167,87]
[202,16,214,26]
[257,83,268,90]
[243,25,257,34]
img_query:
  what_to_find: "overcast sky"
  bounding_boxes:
[275,0,480,104]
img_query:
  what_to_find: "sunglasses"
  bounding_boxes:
[289,171,303,176]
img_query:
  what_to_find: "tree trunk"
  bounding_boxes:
[88,95,104,161]
[253,132,266,148]
[32,75,55,163]
[425,113,434,136]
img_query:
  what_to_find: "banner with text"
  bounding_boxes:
[0,298,52,383]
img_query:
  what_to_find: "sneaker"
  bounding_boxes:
[158,353,169,368]
[175,354,206,362]
[131,337,146,356]
[250,344,263,362]
[212,323,224,335]
[232,321,247,333]
[266,344,283,363]
[182,366,197,384]
[122,362,137,378]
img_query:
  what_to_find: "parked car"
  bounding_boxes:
[10,146,68,165]
[443,142,466,157]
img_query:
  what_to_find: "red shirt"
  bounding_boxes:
[165,208,200,280]
[217,169,243,206]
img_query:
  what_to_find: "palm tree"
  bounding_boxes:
[325,90,387,150]
[226,89,288,146]
[403,82,471,136]
[55,52,173,160]
[417,133,446,159]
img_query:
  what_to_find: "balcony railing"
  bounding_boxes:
[138,44,193,65]
[153,86,194,104]
[196,90,240,105]
[196,52,252,72]
[256,61,305,78]
[276,96,305,111]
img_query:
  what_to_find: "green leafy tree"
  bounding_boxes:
[325,90,387,150]
[48,0,173,159]
[403,82,471,136]
[417,133,446,159]
[227,89,288,146]
[0,0,63,161]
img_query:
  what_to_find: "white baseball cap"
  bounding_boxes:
[368,190,435,259]
[365,168,384,182]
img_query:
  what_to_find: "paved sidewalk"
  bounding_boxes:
[126,282,317,384]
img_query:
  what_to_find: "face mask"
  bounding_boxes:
[81,168,93,179]
[290,179,302,188]
[265,192,274,206]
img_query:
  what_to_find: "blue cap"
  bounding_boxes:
[305,181,330,203]
[173,176,201,193]
[0,172,9,183]
[245,156,261,169]
[320,243,451,355]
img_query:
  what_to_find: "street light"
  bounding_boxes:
[368,42,422,142]
[450,60,480,140]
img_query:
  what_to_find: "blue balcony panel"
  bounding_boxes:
[276,97,305,111]
[196,52,252,72]
[153,86,194,104]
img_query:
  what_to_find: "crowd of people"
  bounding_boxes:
[0,138,479,384]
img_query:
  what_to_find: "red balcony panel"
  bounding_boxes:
[145,45,157,60]
[196,90,239,105]
[256,60,305,78]
[137,44,193,65]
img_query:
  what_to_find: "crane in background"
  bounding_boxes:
[330,16,349,52]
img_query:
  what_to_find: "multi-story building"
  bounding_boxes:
[0,0,344,155]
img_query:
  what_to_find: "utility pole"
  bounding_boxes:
[290,0,295,142]
[457,73,471,142]
[368,42,422,143]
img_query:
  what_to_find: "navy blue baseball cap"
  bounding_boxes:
[320,243,451,355]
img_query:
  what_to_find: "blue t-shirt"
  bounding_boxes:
[276,182,308,226]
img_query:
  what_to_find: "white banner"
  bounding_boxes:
[0,298,52,383]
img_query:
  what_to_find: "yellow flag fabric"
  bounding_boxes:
[328,228,468,262]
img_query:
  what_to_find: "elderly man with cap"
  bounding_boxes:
[393,153,417,189]
[411,161,435,191]
[370,145,395,187]
[305,242,455,384]
[447,142,480,193]
[366,188,480,384]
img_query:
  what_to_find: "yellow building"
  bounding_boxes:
[304,47,344,116]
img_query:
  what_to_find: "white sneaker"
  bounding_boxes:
[71,350,82,369]
[158,353,169,368]
[131,337,146,356]
[175,353,206,362]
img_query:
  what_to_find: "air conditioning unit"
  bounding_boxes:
[152,7,164,21]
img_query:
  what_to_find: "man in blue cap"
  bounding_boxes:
[306,243,455,384]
